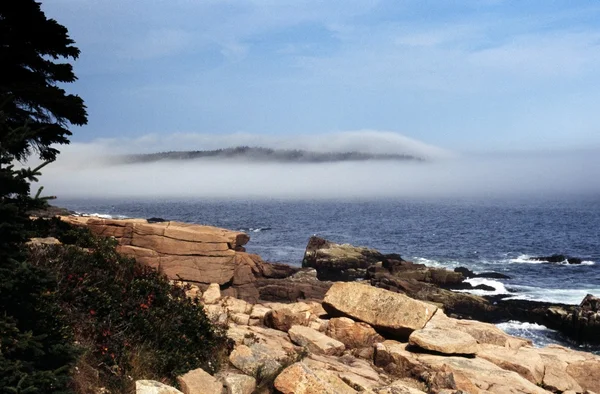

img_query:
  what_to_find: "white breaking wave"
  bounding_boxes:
[496,320,563,348]
[503,285,600,305]
[238,227,273,233]
[454,277,510,296]
[76,212,129,220]
[510,254,595,265]
[411,257,464,269]
[496,320,549,331]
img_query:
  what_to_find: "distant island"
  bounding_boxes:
[118,146,424,164]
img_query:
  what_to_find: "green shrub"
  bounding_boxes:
[28,222,231,392]
[28,217,96,248]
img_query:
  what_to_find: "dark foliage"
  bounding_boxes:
[28,219,231,392]
[0,129,79,393]
[1,1,87,392]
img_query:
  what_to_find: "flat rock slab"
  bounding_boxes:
[477,344,545,385]
[425,310,530,348]
[289,325,345,356]
[417,354,549,394]
[408,328,478,355]
[322,282,436,338]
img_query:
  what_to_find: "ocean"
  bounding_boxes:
[56,196,600,351]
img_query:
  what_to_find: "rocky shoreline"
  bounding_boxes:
[56,215,600,394]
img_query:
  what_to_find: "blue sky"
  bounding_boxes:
[42,0,600,153]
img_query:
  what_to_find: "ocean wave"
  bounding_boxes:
[509,254,595,265]
[502,285,600,305]
[76,212,129,220]
[497,321,600,353]
[453,277,510,296]
[411,257,464,269]
[496,320,549,331]
[496,320,562,348]
[411,257,444,267]
[239,227,272,233]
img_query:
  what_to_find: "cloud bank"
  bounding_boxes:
[29,130,600,200]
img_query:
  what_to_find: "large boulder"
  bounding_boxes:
[226,324,298,359]
[326,317,384,349]
[201,283,221,304]
[288,325,345,356]
[373,382,427,394]
[303,353,387,391]
[322,282,436,338]
[248,304,271,326]
[265,302,313,332]
[135,380,183,394]
[229,344,283,377]
[273,362,357,394]
[176,368,223,394]
[373,340,423,377]
[222,373,256,394]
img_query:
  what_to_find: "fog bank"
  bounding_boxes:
[29,131,600,200]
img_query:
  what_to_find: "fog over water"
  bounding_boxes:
[34,131,600,200]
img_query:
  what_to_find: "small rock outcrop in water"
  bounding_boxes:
[303,236,464,287]
[146,217,167,223]
[302,236,386,281]
[548,294,600,345]
[528,254,583,264]
[454,266,511,279]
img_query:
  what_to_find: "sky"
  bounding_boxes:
[30,0,600,199]
[41,0,600,154]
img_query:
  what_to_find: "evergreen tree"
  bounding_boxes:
[0,1,87,392]
[0,0,87,162]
